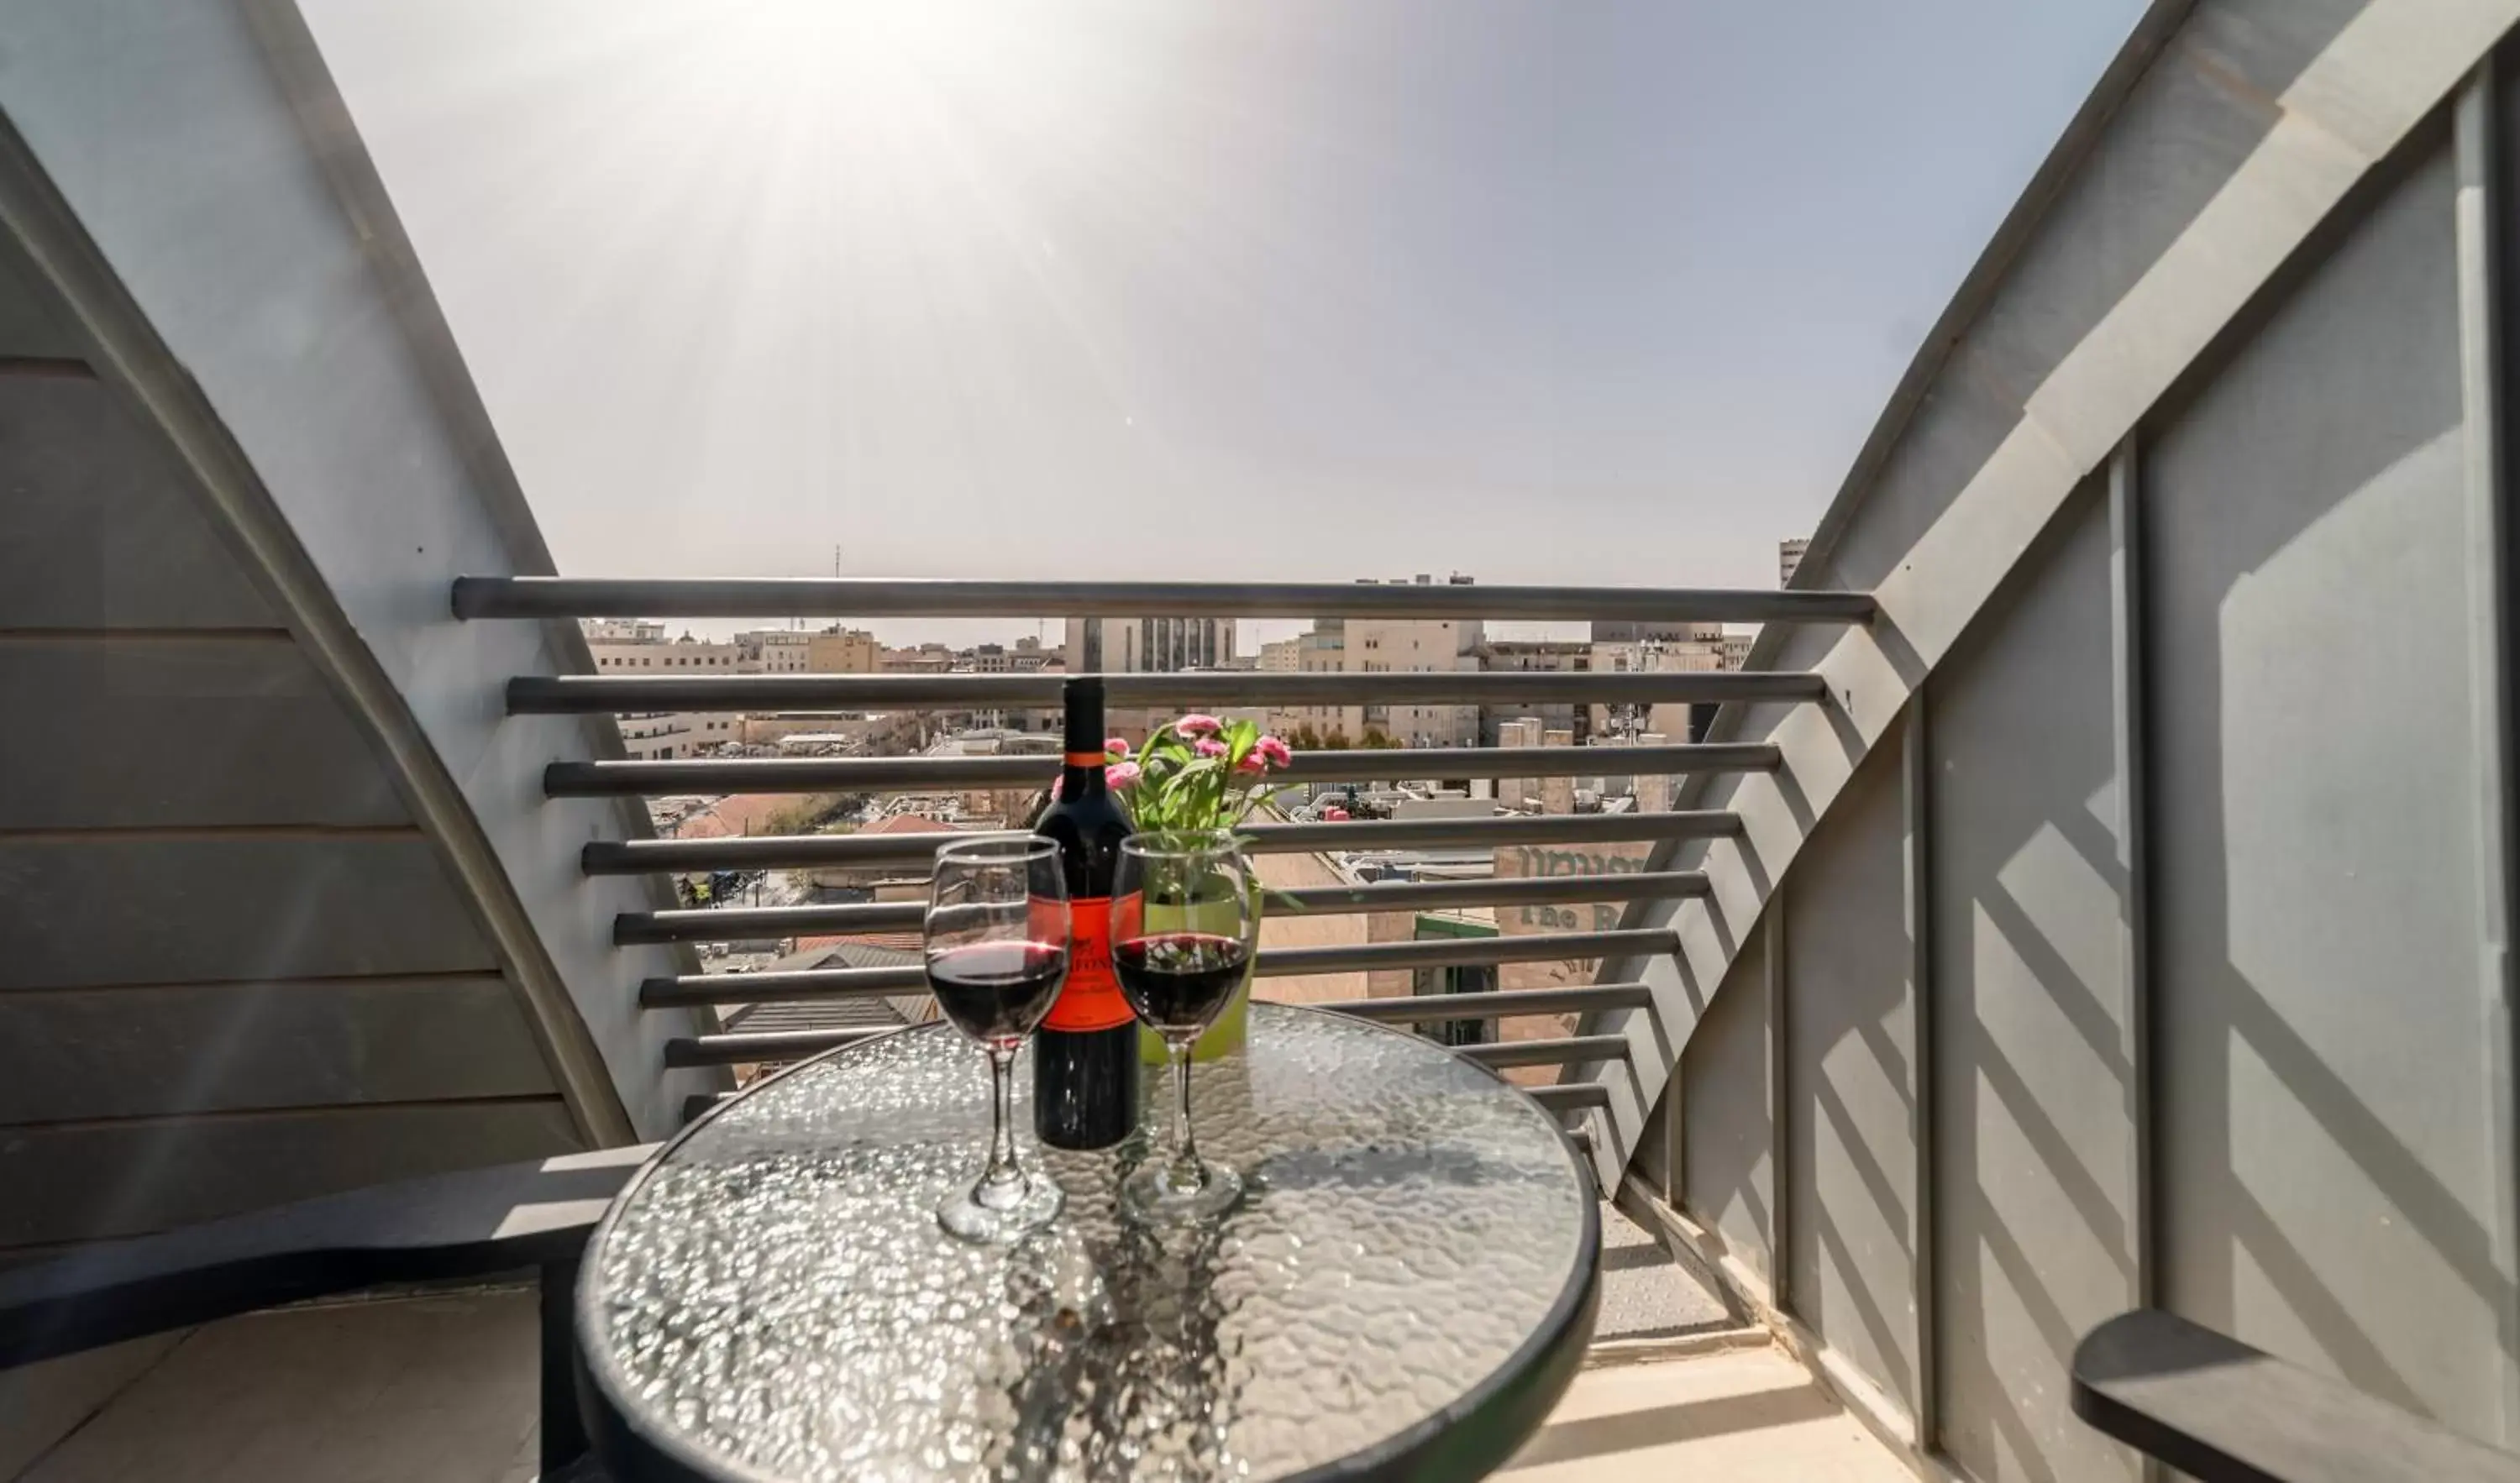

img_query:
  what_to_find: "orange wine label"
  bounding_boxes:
[1043,895,1133,1031]
[1063,752,1106,767]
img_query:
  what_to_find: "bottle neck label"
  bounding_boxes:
[1044,895,1133,1032]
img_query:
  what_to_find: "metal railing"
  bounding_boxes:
[1326,983,1653,1022]
[662,1000,1649,1071]
[638,932,1678,1009]
[508,671,1823,713]
[581,811,1743,875]
[612,874,1707,946]
[1251,929,1677,978]
[549,744,1782,798]
[454,574,1858,1139]
[454,575,1876,625]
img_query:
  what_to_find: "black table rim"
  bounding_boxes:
[574,1004,1603,1483]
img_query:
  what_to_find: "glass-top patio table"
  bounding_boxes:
[575,1003,1600,1482]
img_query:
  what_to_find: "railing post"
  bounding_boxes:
[1901,689,1937,1452]
[1766,888,1791,1315]
[2108,432,2160,1482]
[1663,1055,1686,1213]
[2455,59,2520,1447]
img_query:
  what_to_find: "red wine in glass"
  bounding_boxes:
[1113,933,1249,1034]
[1113,831,1256,1224]
[926,835,1069,1245]
[927,941,1068,1046]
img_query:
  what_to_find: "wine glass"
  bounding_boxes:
[927,835,1070,1244]
[1111,831,1256,1221]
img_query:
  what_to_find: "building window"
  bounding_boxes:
[1414,962,1497,1046]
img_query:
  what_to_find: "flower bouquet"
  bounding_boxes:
[1100,714,1294,1062]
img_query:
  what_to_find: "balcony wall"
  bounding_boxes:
[0,0,722,1264]
[1638,4,2520,1480]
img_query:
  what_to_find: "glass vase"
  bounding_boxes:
[1138,877,1256,1064]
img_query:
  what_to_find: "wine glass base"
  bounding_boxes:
[1121,1158,1244,1223]
[937,1174,1064,1245]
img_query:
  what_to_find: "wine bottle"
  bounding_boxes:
[1032,676,1139,1150]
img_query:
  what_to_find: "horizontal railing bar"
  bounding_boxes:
[664,1028,892,1066]
[509,671,1826,715]
[615,901,924,946]
[584,812,1740,874]
[640,965,927,1008]
[643,952,1664,1012]
[617,875,1706,946]
[547,744,1784,798]
[1530,1083,1611,1113]
[1458,1035,1631,1069]
[1274,873,1708,914]
[1322,983,1655,1022]
[1252,929,1676,977]
[454,576,1875,624]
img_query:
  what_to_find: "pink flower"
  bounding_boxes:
[1176,714,1222,738]
[1107,761,1142,790]
[1236,751,1268,775]
[1253,735,1294,769]
[1105,737,1130,759]
[1194,737,1228,758]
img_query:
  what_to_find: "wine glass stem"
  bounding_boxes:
[978,1045,1025,1209]
[1167,1039,1205,1191]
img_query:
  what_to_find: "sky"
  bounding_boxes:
[303,0,2145,647]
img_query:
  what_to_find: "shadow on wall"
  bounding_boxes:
[2145,129,2506,1440]
[1926,475,2138,1483]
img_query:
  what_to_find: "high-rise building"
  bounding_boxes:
[734,630,811,673]
[805,626,880,673]
[1475,640,1591,747]
[1062,616,1236,673]
[1779,536,1810,587]
[1274,621,1348,740]
[1346,576,1480,747]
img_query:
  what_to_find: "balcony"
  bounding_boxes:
[5,1,2520,1480]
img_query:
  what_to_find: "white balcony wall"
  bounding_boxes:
[2144,133,2505,1442]
[1632,4,2520,1479]
[1926,490,2136,1483]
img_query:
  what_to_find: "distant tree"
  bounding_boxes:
[1322,729,1353,750]
[1291,722,1324,751]
[1359,727,1399,749]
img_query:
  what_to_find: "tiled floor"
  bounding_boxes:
[1594,1199,1732,1339]
[1499,1344,1912,1481]
[7,1271,1893,1481]
[12,1290,544,1483]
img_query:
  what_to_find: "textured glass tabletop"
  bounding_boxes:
[578,1004,1599,1482]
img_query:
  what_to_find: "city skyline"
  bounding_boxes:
[579,554,1801,652]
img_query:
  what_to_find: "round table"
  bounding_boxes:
[576,1004,1600,1482]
